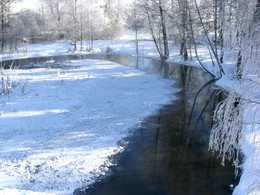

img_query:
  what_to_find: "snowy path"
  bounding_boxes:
[0,59,177,194]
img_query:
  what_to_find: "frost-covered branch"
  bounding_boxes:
[209,90,243,172]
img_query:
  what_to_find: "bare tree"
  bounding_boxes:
[0,0,16,52]
[72,0,78,50]
[176,0,189,60]
[125,1,144,55]
[137,0,169,61]
[86,0,94,51]
[192,0,225,77]
[42,0,68,40]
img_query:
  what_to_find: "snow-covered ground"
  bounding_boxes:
[0,36,259,194]
[0,57,178,194]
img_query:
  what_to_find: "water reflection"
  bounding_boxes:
[71,55,237,195]
[1,55,238,195]
[77,94,236,195]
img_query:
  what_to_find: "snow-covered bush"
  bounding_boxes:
[0,63,19,95]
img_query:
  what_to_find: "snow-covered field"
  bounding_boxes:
[0,37,259,195]
[0,58,177,194]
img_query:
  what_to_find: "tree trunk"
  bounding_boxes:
[158,0,169,61]
[1,4,5,52]
[145,5,163,60]
[219,28,224,63]
[135,27,139,55]
[178,0,189,61]
[236,50,243,79]
[218,0,225,64]
[180,41,188,61]
[73,0,78,51]
[213,0,219,59]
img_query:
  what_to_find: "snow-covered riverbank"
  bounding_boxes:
[0,38,259,194]
[0,58,178,194]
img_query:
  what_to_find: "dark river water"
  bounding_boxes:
[2,55,239,195]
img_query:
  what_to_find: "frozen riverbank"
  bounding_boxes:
[0,59,178,194]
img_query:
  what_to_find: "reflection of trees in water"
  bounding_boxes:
[186,79,220,146]
[160,62,222,147]
[69,56,237,195]
[142,61,230,192]
[142,89,235,195]
[139,59,223,148]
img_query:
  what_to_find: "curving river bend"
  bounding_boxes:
[3,54,239,195]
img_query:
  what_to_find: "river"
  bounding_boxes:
[2,54,239,195]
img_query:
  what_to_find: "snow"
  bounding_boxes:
[233,103,260,195]
[215,72,260,195]
[0,36,259,194]
[0,57,177,194]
